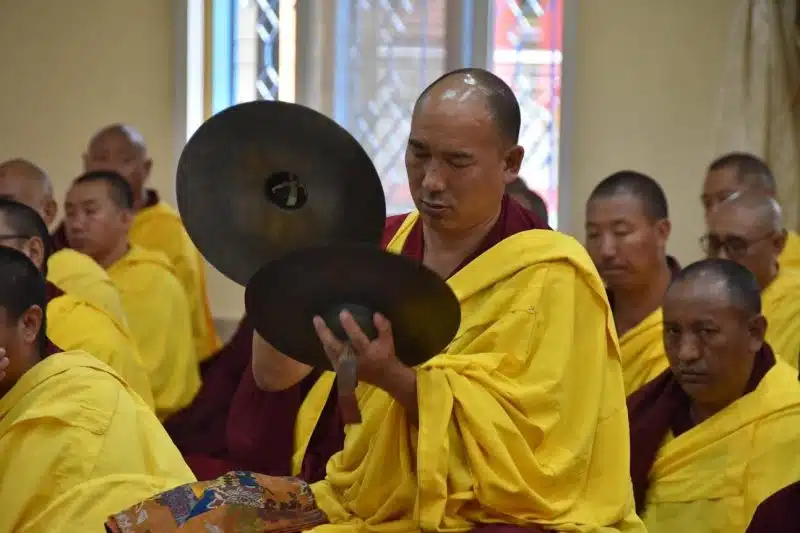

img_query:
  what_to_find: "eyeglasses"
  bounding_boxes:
[700,232,773,257]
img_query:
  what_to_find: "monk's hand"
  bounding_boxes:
[312,311,409,391]
[0,348,8,381]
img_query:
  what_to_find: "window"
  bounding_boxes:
[207,0,566,226]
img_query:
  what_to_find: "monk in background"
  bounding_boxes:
[745,480,800,532]
[628,258,800,533]
[0,158,128,326]
[702,152,800,270]
[53,124,220,362]
[704,192,800,369]
[505,176,549,223]
[585,171,678,394]
[64,170,200,419]
[147,68,644,532]
[0,247,195,532]
[0,197,154,406]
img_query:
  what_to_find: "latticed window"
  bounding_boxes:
[209,0,565,226]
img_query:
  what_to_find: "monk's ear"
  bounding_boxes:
[143,158,153,181]
[503,145,524,179]
[119,209,134,229]
[773,229,787,255]
[747,314,768,350]
[19,304,43,346]
[654,218,672,246]
[22,237,46,271]
[42,198,58,227]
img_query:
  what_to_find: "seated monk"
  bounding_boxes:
[53,124,220,362]
[0,197,154,406]
[586,171,679,394]
[702,152,800,270]
[0,247,195,532]
[628,258,800,533]
[0,157,129,326]
[745,480,800,533]
[150,68,644,532]
[64,170,200,419]
[704,192,800,369]
[505,176,548,223]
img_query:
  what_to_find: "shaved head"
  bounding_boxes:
[588,170,668,222]
[669,258,762,316]
[83,123,152,208]
[719,191,783,234]
[415,68,521,146]
[708,152,775,194]
[0,159,57,226]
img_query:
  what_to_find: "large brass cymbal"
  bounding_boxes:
[176,100,386,286]
[244,244,462,370]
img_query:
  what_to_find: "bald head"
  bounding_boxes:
[589,170,668,222]
[83,123,152,206]
[718,191,783,234]
[0,159,57,226]
[669,258,762,316]
[709,152,775,194]
[414,68,521,146]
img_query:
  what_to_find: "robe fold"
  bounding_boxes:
[0,350,196,533]
[628,345,800,533]
[54,189,219,361]
[309,208,643,532]
[779,230,800,271]
[108,244,201,419]
[45,280,154,408]
[46,248,130,329]
[609,257,679,396]
[745,480,800,533]
[760,266,800,369]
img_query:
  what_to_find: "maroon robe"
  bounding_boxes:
[745,480,800,533]
[173,196,552,531]
[44,281,65,356]
[628,344,777,513]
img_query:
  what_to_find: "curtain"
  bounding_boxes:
[714,0,800,228]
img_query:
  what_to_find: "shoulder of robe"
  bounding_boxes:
[6,351,132,434]
[46,292,132,343]
[47,248,111,284]
[133,202,196,253]
[118,245,179,277]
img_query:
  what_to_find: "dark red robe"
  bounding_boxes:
[170,196,552,530]
[628,344,776,513]
[745,480,800,533]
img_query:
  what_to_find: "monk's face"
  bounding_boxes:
[0,165,56,226]
[0,214,46,271]
[701,166,746,218]
[585,193,670,290]
[663,278,765,408]
[83,132,151,196]
[0,304,43,398]
[406,88,523,234]
[64,181,131,263]
[705,205,783,289]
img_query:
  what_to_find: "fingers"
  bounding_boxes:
[0,348,7,381]
[339,311,372,352]
[373,313,393,340]
[313,316,344,369]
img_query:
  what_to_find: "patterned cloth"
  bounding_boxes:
[105,471,328,533]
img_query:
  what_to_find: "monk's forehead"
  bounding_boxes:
[417,76,493,117]
[709,203,763,233]
[587,191,647,218]
[665,275,732,309]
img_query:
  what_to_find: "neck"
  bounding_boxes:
[94,241,130,269]
[421,209,500,277]
[612,259,672,336]
[0,350,39,398]
[689,401,724,425]
[133,187,148,211]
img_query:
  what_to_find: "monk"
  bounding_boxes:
[505,176,548,222]
[64,170,200,419]
[0,157,128,326]
[0,197,154,406]
[118,68,645,532]
[628,258,800,533]
[0,246,195,532]
[704,192,800,369]
[52,124,219,362]
[585,171,677,394]
[745,480,800,532]
[702,151,800,270]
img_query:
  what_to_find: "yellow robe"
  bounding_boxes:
[301,213,645,533]
[761,267,800,369]
[778,230,800,271]
[108,245,201,419]
[46,248,129,330]
[130,197,220,361]
[642,361,800,533]
[619,309,669,396]
[0,350,196,533]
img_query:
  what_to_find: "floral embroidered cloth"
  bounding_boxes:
[105,471,328,532]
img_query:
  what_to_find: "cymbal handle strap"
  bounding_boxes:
[337,343,362,424]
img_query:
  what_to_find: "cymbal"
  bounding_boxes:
[244,244,462,370]
[176,101,387,286]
